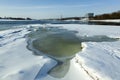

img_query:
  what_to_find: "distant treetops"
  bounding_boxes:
[0,17,32,20]
[92,10,120,20]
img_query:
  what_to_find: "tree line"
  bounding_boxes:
[0,17,32,20]
[92,11,120,20]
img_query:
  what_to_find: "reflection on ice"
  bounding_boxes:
[28,27,82,59]
[48,60,70,78]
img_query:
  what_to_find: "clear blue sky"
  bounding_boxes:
[0,0,120,19]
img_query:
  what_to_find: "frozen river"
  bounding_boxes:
[0,20,120,80]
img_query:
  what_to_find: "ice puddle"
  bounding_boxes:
[27,26,119,78]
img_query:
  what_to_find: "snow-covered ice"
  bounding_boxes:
[47,24,120,38]
[0,23,120,80]
[0,27,57,80]
[75,41,120,80]
[90,19,120,23]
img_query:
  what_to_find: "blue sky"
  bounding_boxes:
[0,0,120,19]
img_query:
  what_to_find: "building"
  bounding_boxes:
[85,13,94,18]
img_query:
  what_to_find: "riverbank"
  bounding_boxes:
[88,19,120,26]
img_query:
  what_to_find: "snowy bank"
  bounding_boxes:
[75,41,120,80]
[0,27,57,80]
[90,19,120,23]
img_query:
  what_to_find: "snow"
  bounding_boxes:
[0,28,29,47]
[0,23,120,80]
[90,19,120,23]
[75,41,120,80]
[0,27,57,80]
[47,24,120,38]
[61,19,120,23]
